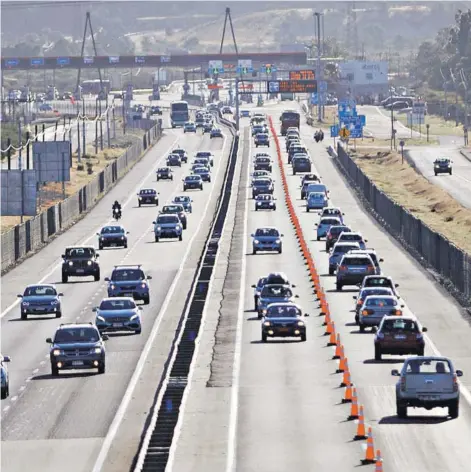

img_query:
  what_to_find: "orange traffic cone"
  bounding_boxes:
[322,309,331,324]
[342,382,353,403]
[362,428,376,464]
[333,336,342,359]
[340,361,351,386]
[354,405,367,439]
[337,349,346,373]
[327,323,337,345]
[324,320,334,336]
[348,390,359,419]
[375,450,383,471]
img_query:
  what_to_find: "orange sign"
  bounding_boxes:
[208,84,223,89]
[289,70,316,80]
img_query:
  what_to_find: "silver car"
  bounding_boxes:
[392,356,463,419]
[257,284,298,319]
[358,295,404,332]
[1,355,11,400]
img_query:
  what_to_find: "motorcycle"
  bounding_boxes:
[113,208,122,221]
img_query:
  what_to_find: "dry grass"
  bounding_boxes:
[394,113,465,137]
[352,136,439,148]
[350,148,471,255]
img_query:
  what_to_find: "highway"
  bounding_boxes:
[168,100,471,471]
[0,112,233,471]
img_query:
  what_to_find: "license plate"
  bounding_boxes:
[394,335,407,340]
[111,243,117,246]
[112,323,123,327]
[419,395,438,401]
[123,293,132,297]
[278,327,290,333]
[72,361,84,366]
[76,269,84,273]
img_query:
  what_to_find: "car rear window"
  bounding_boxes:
[321,218,340,225]
[24,285,57,296]
[333,245,357,255]
[261,286,293,297]
[331,226,350,236]
[343,257,371,265]
[365,278,392,287]
[341,234,362,241]
[157,215,179,224]
[366,297,396,306]
[382,319,418,332]
[405,359,451,374]
[111,269,145,281]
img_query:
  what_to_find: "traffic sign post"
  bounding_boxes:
[399,140,405,164]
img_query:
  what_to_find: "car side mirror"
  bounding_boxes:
[364,239,368,243]
[61,254,65,258]
[251,284,256,288]
[152,221,156,224]
[104,277,110,281]
[102,334,109,341]
[126,231,130,234]
[456,369,463,377]
[391,369,400,376]
[17,294,23,298]
[147,275,152,280]
[295,294,299,298]
[353,296,357,299]
[291,284,296,288]
[379,258,384,262]
[342,213,345,215]
[96,254,99,257]
[400,304,405,308]
[58,292,64,297]
[138,306,143,310]
[372,326,378,333]
[395,284,399,288]
[250,234,254,237]
[92,307,97,312]
[422,327,428,332]
[2,356,11,362]
[315,223,318,226]
[96,233,100,236]
[46,337,53,344]
[304,313,310,317]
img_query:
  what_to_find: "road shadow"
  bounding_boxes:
[246,316,261,321]
[363,358,404,365]
[32,372,98,380]
[349,329,372,334]
[52,280,95,285]
[379,415,449,425]
[105,332,137,337]
[251,339,302,344]
[345,322,357,327]
[9,315,58,322]
[327,288,359,293]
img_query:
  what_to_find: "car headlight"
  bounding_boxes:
[141,283,147,289]
[275,239,281,244]
[263,321,271,327]
[269,202,273,206]
[297,321,305,327]
[22,301,29,306]
[96,315,105,322]
[130,314,140,321]
[121,236,125,240]
[53,349,62,356]
[110,284,115,290]
[101,237,105,241]
[177,224,182,229]
[257,202,261,206]
[262,309,267,314]
[68,261,73,266]
[138,197,142,200]
[87,260,92,266]
[156,226,161,231]
[254,239,260,244]
[51,299,59,305]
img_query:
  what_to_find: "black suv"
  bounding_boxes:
[61,246,100,283]
[46,323,108,376]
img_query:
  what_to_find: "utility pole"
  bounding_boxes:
[314,12,323,122]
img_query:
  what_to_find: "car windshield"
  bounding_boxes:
[140,189,156,195]
[323,209,341,216]
[196,152,211,158]
[54,327,99,344]
[343,257,371,266]
[382,319,418,332]
[309,193,324,199]
[254,179,270,186]
[65,247,94,258]
[366,278,392,287]
[157,215,179,224]
[24,285,57,296]
[256,158,270,163]
[101,226,124,234]
[340,234,362,241]
[257,195,272,201]
[111,269,145,281]
[320,218,340,225]
[163,205,182,213]
[366,297,396,307]
[295,158,309,163]
[333,244,358,255]
[405,359,451,374]
[261,285,292,297]
[266,305,301,318]
[255,228,279,237]
[173,149,185,155]
[186,176,200,181]
[158,168,169,172]
[168,154,180,160]
[194,168,207,174]
[99,299,136,310]
[360,288,392,298]
[174,196,189,203]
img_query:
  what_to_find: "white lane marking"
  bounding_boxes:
[19,386,26,392]
[226,127,251,472]
[3,406,10,413]
[163,134,234,471]
[10,396,17,402]
[92,132,229,472]
[0,133,179,319]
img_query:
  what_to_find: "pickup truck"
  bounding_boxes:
[392,356,463,419]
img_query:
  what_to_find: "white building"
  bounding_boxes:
[338,61,389,96]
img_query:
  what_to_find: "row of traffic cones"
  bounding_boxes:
[268,118,384,471]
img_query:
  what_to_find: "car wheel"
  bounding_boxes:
[99,244,103,250]
[138,202,141,207]
[135,328,142,335]
[62,273,68,283]
[317,236,320,241]
[183,187,187,191]
[396,402,407,418]
[98,363,106,374]
[179,234,183,241]
[252,248,257,255]
[183,223,187,230]
[200,186,203,190]
[359,324,366,333]
[336,283,342,291]
[300,332,307,342]
[278,247,282,254]
[1,387,7,400]
[257,312,263,320]
[143,296,150,305]
[56,311,62,319]
[355,314,359,325]
[261,332,267,342]
[94,271,100,282]
[293,171,296,175]
[124,243,128,249]
[328,267,334,275]
[51,365,59,377]
[374,345,382,360]
[306,208,310,212]
[417,347,425,356]
[450,170,452,175]
[21,311,27,320]
[434,172,437,176]
[449,400,459,419]
[156,201,159,206]
[254,297,259,311]
[155,236,159,242]
[255,207,258,211]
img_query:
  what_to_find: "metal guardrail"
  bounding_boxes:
[133,112,238,471]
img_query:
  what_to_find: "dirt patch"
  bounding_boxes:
[350,148,471,255]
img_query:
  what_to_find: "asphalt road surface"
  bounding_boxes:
[1,118,232,471]
[168,100,471,471]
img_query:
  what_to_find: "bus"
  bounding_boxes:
[280,110,300,135]
[170,100,189,128]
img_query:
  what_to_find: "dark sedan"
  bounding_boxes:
[97,225,129,249]
[261,303,308,342]
[137,188,159,206]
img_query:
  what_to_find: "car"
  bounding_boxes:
[358,294,404,331]
[374,316,426,360]
[17,284,64,320]
[251,170,271,184]
[172,148,188,163]
[359,275,400,297]
[288,144,308,164]
[153,214,183,242]
[353,287,394,318]
[161,204,187,229]
[261,302,308,342]
[252,276,267,310]
[97,225,129,249]
[222,106,232,114]
[184,122,197,133]
[193,158,212,169]
[137,188,159,206]
[251,125,265,137]
[286,137,301,153]
[336,231,367,250]
[348,249,383,275]
[392,356,463,418]
[257,284,298,318]
[203,122,213,133]
[1,355,11,399]
[240,110,250,118]
[252,227,283,254]
[255,133,270,147]
[105,264,152,303]
[166,153,182,167]
[315,216,342,240]
[434,157,452,175]
[252,177,274,198]
[195,151,214,166]
[150,106,162,115]
[192,166,211,182]
[94,297,143,334]
[336,253,376,290]
[210,128,223,138]
[46,323,108,375]
[306,191,328,211]
[325,225,352,251]
[328,242,361,275]
[61,246,100,283]
[292,155,312,174]
[300,174,320,186]
[255,194,276,211]
[195,117,205,128]
[254,156,272,172]
[253,152,271,160]
[319,207,345,223]
[173,195,193,213]
[301,182,328,200]
[156,167,173,181]
[183,175,203,191]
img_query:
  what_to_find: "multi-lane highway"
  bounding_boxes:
[168,100,471,471]
[1,113,233,471]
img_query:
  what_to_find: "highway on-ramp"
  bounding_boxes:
[1,114,233,472]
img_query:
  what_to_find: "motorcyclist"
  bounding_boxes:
[112,200,122,218]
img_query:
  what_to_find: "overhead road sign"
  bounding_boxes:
[208,60,224,74]
[339,115,365,127]
[260,64,277,74]
[289,70,316,80]
[237,59,253,74]
[268,80,317,94]
[319,80,328,92]
[330,124,339,138]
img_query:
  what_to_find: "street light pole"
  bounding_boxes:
[314,11,323,123]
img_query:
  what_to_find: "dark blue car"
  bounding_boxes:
[94,297,142,335]
[105,265,152,304]
[18,284,63,320]
[97,225,129,249]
